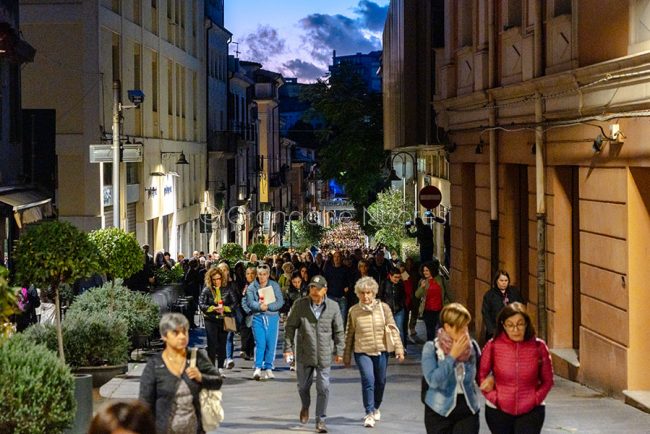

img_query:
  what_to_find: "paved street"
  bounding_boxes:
[100,323,650,433]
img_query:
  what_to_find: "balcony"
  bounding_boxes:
[207,130,238,157]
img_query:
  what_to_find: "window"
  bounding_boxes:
[504,0,522,29]
[167,59,173,116]
[167,0,175,44]
[554,0,571,17]
[151,0,158,35]
[151,51,158,112]
[192,71,197,141]
[133,0,141,24]
[458,0,473,47]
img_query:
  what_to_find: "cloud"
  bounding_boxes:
[299,13,381,63]
[354,0,389,32]
[242,25,286,62]
[282,59,326,81]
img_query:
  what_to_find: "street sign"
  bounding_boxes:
[419,185,442,209]
[89,144,143,163]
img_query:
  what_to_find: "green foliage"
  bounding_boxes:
[13,220,100,290]
[320,221,366,252]
[154,263,184,285]
[66,280,159,340]
[266,245,286,257]
[302,63,386,208]
[283,220,324,250]
[246,243,268,259]
[88,227,143,280]
[220,242,244,266]
[0,266,16,340]
[366,188,415,253]
[24,311,129,367]
[0,334,75,434]
[401,239,420,262]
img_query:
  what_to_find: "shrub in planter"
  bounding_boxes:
[246,243,268,259]
[0,334,75,434]
[24,311,129,367]
[153,263,184,285]
[88,227,143,281]
[220,242,244,266]
[66,280,159,342]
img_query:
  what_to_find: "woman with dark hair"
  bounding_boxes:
[479,302,554,434]
[415,260,447,341]
[217,262,242,370]
[89,400,155,434]
[481,269,523,341]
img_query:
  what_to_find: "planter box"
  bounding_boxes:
[73,363,128,388]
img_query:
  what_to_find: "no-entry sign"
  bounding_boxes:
[419,185,442,209]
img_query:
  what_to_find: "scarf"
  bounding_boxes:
[435,327,471,362]
[360,299,379,312]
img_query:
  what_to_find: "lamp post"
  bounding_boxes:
[388,151,418,218]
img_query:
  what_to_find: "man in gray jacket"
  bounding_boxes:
[284,275,345,433]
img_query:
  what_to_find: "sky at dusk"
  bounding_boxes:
[225,0,390,82]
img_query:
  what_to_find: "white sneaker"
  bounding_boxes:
[363,414,375,428]
[218,368,226,378]
[225,358,235,369]
[252,368,262,381]
[372,409,381,421]
[264,369,275,379]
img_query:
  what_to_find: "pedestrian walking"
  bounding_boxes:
[198,267,232,371]
[216,262,242,370]
[323,250,350,326]
[243,263,284,380]
[481,270,524,341]
[415,260,448,341]
[139,313,222,434]
[344,276,404,428]
[479,302,554,434]
[284,275,345,433]
[378,267,407,351]
[238,264,257,360]
[422,303,481,434]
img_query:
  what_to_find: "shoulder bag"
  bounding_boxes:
[190,348,224,431]
[378,302,400,353]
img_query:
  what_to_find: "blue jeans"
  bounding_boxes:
[393,309,406,349]
[296,364,331,423]
[251,314,279,370]
[226,331,235,360]
[354,352,388,415]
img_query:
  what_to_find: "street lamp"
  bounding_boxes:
[387,151,417,217]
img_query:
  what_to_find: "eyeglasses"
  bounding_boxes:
[257,265,270,271]
[503,321,526,330]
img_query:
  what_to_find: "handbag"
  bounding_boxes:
[190,348,224,431]
[223,315,237,332]
[378,302,400,353]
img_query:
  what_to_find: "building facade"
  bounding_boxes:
[21,0,208,257]
[426,0,650,399]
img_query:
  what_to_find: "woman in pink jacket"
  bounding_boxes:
[478,302,554,434]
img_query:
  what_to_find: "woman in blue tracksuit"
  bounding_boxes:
[243,263,284,381]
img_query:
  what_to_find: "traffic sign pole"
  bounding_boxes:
[113,80,121,229]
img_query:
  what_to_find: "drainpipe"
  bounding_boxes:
[533,0,544,78]
[489,98,498,277]
[535,93,547,341]
[487,0,496,88]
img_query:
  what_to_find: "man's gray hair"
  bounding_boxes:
[354,276,379,297]
[159,312,189,337]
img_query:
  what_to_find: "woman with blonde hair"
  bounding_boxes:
[344,276,404,428]
[421,303,481,433]
[199,267,233,371]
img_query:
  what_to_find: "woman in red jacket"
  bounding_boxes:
[478,302,554,434]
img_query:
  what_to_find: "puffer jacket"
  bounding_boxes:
[479,333,554,416]
[343,300,404,364]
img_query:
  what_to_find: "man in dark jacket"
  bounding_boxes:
[378,267,407,351]
[284,275,345,434]
[407,217,434,263]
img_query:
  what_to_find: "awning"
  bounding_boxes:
[0,190,53,228]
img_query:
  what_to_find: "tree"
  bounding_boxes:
[366,188,414,253]
[13,221,100,363]
[302,63,386,208]
[320,221,366,252]
[0,266,15,341]
[284,219,324,250]
[88,227,143,282]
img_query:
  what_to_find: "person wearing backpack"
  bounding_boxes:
[421,303,481,434]
[415,260,449,341]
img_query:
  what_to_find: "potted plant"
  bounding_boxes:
[246,242,269,259]
[23,310,130,388]
[13,220,100,363]
[88,227,143,284]
[0,334,76,433]
[220,242,244,266]
[66,280,159,348]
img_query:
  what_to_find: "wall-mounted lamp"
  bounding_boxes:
[161,150,190,165]
[150,171,166,177]
[475,143,483,154]
[592,135,604,153]
[531,143,536,155]
[387,169,401,182]
[144,187,157,198]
